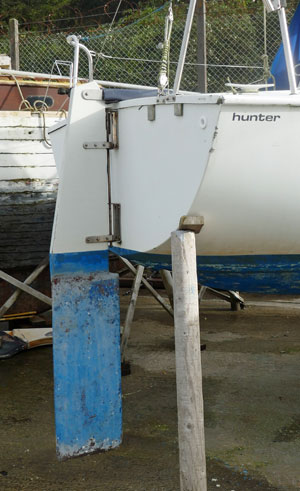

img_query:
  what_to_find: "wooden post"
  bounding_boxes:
[198,284,207,302]
[121,264,144,362]
[171,229,207,491]
[160,269,174,308]
[196,0,207,93]
[9,19,19,70]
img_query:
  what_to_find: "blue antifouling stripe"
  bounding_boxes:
[109,246,300,294]
[50,250,109,276]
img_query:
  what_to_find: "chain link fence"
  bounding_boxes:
[0,2,298,92]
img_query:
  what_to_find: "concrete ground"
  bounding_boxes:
[0,289,299,490]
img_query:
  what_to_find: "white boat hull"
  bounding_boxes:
[50,82,300,293]
[110,93,300,256]
[111,92,300,293]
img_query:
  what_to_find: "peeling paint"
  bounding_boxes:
[51,250,122,459]
[110,246,300,294]
[57,437,121,460]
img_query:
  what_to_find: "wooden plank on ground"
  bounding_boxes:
[0,269,52,306]
[0,257,49,317]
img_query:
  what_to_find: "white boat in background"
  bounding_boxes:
[49,0,300,294]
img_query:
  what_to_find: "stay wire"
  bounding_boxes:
[94,0,124,72]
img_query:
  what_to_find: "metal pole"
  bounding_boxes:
[78,42,94,82]
[277,7,297,94]
[173,0,197,94]
[9,18,19,70]
[196,0,207,93]
[67,35,94,86]
[67,35,80,87]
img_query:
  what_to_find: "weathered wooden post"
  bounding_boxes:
[9,19,19,70]
[121,264,145,361]
[171,216,207,491]
[160,269,174,308]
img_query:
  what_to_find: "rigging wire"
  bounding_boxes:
[94,0,124,72]
[97,52,264,69]
[81,3,168,40]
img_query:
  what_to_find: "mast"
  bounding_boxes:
[174,0,297,95]
[173,0,197,94]
[262,0,297,94]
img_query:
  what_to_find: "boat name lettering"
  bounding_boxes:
[232,113,280,122]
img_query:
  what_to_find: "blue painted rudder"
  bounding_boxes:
[51,250,122,459]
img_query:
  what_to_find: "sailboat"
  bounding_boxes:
[48,0,300,461]
[49,0,300,294]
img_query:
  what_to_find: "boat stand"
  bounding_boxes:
[198,285,244,311]
[115,255,174,362]
[116,254,244,362]
[0,257,52,318]
[160,270,244,311]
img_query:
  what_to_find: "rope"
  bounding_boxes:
[10,63,70,148]
[9,73,58,147]
[11,74,49,112]
[261,6,275,88]
[262,53,275,87]
[14,76,52,146]
[11,75,33,110]
[158,1,174,94]
[37,110,52,147]
[56,100,69,115]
